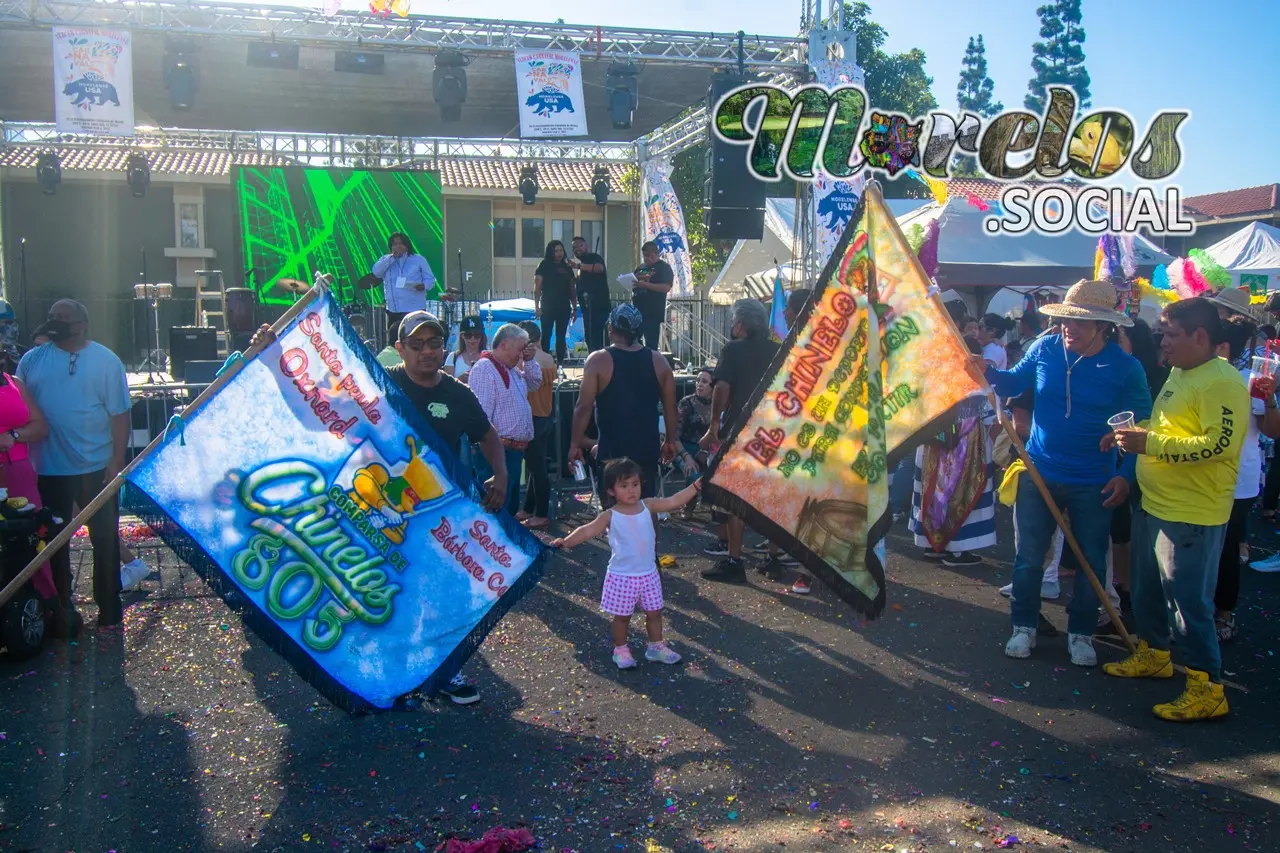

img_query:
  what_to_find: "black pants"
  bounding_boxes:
[521,415,554,518]
[1215,496,1254,612]
[39,471,122,626]
[541,303,571,362]
[386,311,407,345]
[1263,458,1280,512]
[582,295,610,352]
[639,310,663,352]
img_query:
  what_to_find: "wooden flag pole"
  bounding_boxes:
[994,409,1137,654]
[0,284,326,610]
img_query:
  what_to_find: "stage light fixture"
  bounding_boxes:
[606,62,640,130]
[163,52,198,109]
[36,152,61,195]
[433,50,470,122]
[126,152,151,198]
[519,166,539,206]
[591,166,611,206]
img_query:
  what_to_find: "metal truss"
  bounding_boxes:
[0,122,638,166]
[0,0,808,70]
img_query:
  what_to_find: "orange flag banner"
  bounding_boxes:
[703,183,987,615]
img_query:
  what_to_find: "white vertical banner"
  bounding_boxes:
[641,157,694,298]
[810,58,865,268]
[52,27,134,137]
[514,50,588,138]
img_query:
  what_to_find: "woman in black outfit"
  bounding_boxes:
[534,240,577,363]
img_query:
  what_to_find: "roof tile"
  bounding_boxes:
[1182,184,1280,219]
[0,145,632,193]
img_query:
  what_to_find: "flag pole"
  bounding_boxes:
[0,284,327,609]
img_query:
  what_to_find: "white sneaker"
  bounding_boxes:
[1040,580,1061,600]
[999,583,1013,598]
[1004,627,1036,658]
[120,558,151,592]
[1250,553,1280,573]
[1068,633,1097,667]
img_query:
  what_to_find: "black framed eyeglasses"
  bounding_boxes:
[403,337,445,352]
[68,351,79,376]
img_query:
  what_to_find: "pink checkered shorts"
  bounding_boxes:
[600,570,664,617]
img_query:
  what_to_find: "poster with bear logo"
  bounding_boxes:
[514,49,588,138]
[52,27,134,136]
[124,291,545,711]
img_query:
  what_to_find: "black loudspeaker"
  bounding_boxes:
[168,326,217,380]
[247,42,300,69]
[705,71,767,240]
[184,360,222,386]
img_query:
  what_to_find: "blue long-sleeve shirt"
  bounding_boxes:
[987,334,1152,485]
[372,252,437,313]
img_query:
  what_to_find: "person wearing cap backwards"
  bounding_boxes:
[569,304,678,501]
[983,280,1152,668]
[1101,297,1249,721]
[251,310,507,706]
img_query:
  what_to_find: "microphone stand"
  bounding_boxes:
[18,238,29,340]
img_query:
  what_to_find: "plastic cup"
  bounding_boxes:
[1107,411,1136,433]
[1250,356,1279,399]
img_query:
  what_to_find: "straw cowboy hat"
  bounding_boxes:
[1038,279,1133,327]
[1206,286,1257,319]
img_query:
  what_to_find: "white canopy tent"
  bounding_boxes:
[1200,221,1280,292]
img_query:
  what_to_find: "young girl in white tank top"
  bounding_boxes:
[553,457,702,669]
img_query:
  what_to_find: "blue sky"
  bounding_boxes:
[280,0,1276,196]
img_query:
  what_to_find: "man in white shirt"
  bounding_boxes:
[371,232,437,343]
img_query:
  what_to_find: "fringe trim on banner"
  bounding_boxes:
[124,292,547,713]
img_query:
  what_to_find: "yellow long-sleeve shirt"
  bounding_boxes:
[1137,357,1249,526]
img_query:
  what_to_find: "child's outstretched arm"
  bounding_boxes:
[550,510,611,549]
[646,479,702,515]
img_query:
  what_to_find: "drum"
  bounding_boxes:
[225,288,257,333]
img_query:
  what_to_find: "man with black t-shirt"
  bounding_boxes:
[700,299,780,584]
[571,236,609,353]
[631,241,674,351]
[248,310,507,706]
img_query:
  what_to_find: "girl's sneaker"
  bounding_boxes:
[644,643,682,665]
[613,646,638,669]
[791,576,811,595]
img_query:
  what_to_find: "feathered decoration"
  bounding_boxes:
[1119,235,1138,280]
[965,194,990,212]
[1093,241,1104,280]
[1094,235,1125,287]
[1188,248,1232,291]
[906,222,926,255]
[917,218,940,280]
[1165,257,1209,300]
[1151,264,1172,293]
[1134,276,1178,306]
[905,168,949,207]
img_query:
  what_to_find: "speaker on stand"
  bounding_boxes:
[704,71,768,240]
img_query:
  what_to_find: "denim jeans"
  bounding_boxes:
[889,456,914,516]
[1130,507,1225,681]
[475,446,525,517]
[1010,474,1111,635]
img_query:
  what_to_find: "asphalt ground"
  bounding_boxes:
[1,499,1278,853]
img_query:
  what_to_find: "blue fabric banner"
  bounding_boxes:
[124,291,545,711]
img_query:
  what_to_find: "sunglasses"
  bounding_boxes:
[402,337,445,352]
[462,331,482,338]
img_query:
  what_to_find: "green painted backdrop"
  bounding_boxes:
[235,167,445,307]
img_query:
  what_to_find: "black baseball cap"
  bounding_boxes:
[459,315,484,335]
[398,310,446,341]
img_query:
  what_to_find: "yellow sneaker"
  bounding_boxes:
[1101,640,1173,679]
[1153,669,1229,722]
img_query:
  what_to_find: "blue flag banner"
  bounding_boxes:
[123,291,545,711]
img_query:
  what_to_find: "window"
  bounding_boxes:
[579,220,604,255]
[521,217,546,258]
[551,219,575,246]
[179,203,200,249]
[493,218,516,258]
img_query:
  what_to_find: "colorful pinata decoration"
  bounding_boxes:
[1164,257,1210,300]
[1188,248,1232,291]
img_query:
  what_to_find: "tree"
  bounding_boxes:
[840,2,938,118]
[1025,0,1090,114]
[957,35,1003,118]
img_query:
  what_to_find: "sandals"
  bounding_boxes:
[521,517,550,530]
